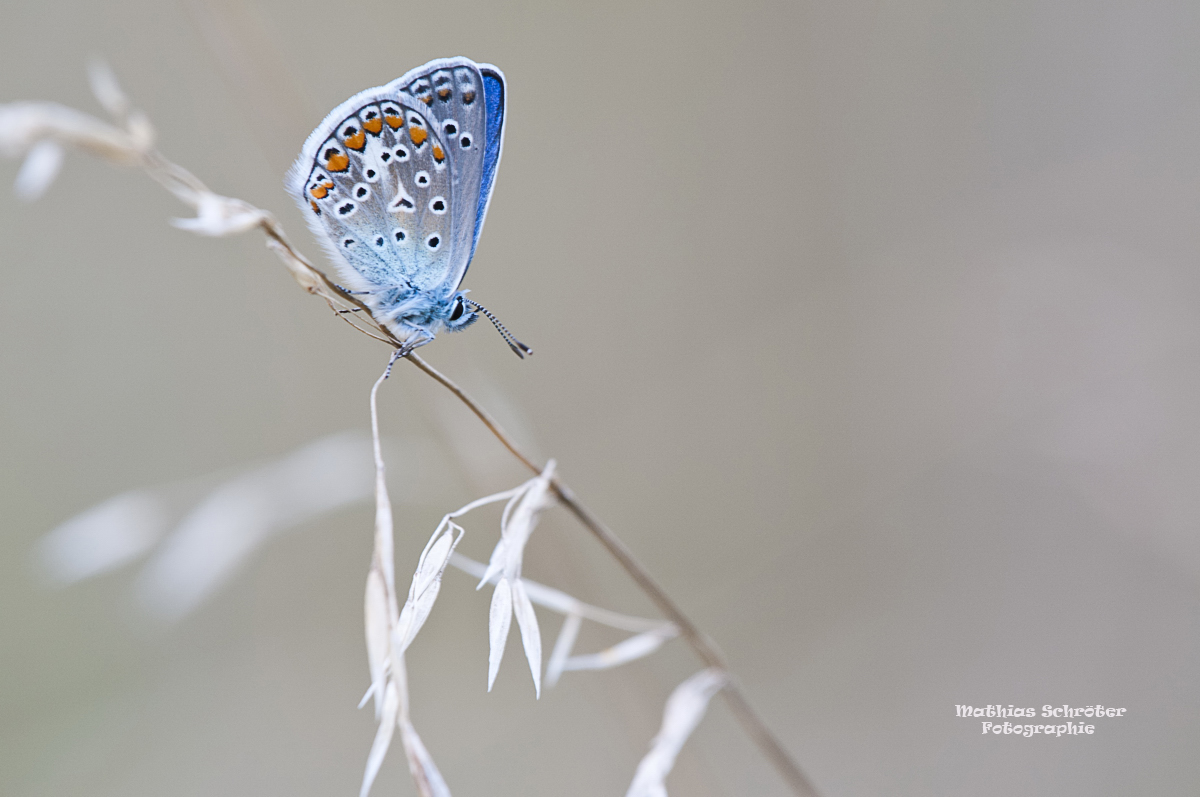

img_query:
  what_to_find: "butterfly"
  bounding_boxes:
[287,57,529,357]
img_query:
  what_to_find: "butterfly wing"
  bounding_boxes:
[392,60,506,285]
[287,58,505,303]
[474,67,506,266]
[287,90,452,297]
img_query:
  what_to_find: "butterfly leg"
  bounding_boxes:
[334,282,415,296]
[382,348,405,380]
[334,284,377,295]
[391,328,435,360]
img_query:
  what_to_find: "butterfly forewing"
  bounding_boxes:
[395,64,490,286]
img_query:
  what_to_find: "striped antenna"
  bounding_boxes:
[466,299,532,359]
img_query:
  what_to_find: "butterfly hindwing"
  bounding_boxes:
[292,93,453,294]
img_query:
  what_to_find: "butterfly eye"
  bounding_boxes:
[449,296,465,322]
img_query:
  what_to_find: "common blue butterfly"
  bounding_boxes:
[287,57,528,357]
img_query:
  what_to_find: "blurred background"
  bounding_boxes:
[3,1,1200,795]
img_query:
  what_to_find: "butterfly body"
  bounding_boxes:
[287,57,506,353]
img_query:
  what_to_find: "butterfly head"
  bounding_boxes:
[380,289,529,359]
[443,291,480,332]
[380,289,476,352]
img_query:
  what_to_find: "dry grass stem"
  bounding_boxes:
[2,65,820,797]
[404,355,820,796]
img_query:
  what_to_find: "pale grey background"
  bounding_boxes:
[2,1,1199,795]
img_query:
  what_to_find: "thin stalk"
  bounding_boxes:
[405,353,819,797]
[0,75,817,796]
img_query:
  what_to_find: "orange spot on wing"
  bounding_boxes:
[462,90,475,104]
[343,130,366,150]
[437,87,451,100]
[310,200,321,214]
[384,112,403,129]
[421,96,433,105]
[310,184,328,199]
[326,152,350,172]
[363,117,382,134]
[432,144,445,162]
[409,127,428,146]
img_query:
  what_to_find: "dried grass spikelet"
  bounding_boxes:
[0,62,375,336]
[0,100,144,164]
[359,523,460,797]
[436,463,681,698]
[0,62,150,202]
[450,552,678,689]
[358,444,527,797]
[360,370,459,797]
[402,462,558,699]
[626,668,730,797]
[473,461,557,697]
